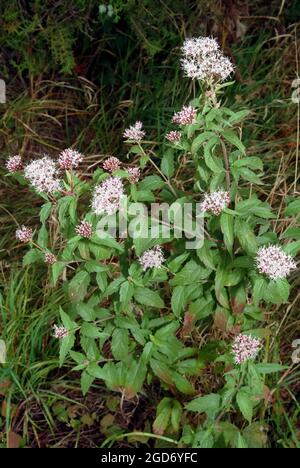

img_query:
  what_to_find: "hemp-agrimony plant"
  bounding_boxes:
[6,37,298,448]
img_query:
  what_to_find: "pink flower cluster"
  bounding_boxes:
[127,167,141,184]
[256,245,296,280]
[200,190,230,215]
[45,253,56,265]
[172,106,197,125]
[58,148,84,170]
[16,226,33,243]
[75,220,93,239]
[139,246,165,271]
[53,324,69,339]
[92,177,124,215]
[123,121,145,142]
[103,156,121,173]
[232,334,262,364]
[6,155,23,173]
[165,131,181,143]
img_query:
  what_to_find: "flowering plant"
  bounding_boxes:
[6,37,298,448]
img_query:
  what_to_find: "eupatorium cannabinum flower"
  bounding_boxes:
[139,246,165,271]
[181,37,234,82]
[53,324,69,339]
[200,190,230,215]
[75,220,93,239]
[232,334,262,364]
[103,156,122,172]
[172,106,197,125]
[127,167,141,184]
[58,148,84,170]
[123,121,145,142]
[45,253,56,265]
[15,226,33,243]
[6,155,23,173]
[24,156,61,194]
[256,245,296,280]
[165,131,181,143]
[92,177,124,215]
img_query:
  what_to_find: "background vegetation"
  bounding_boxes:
[0,0,299,448]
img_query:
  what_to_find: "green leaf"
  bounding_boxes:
[222,130,245,155]
[119,281,134,306]
[235,219,257,255]
[264,279,290,304]
[172,372,195,395]
[81,322,101,339]
[161,149,174,178]
[51,262,65,286]
[81,371,95,395]
[171,286,186,317]
[170,260,210,286]
[111,329,129,360]
[186,393,221,418]
[255,363,288,374]
[191,131,215,154]
[68,270,90,303]
[220,212,234,252]
[40,202,52,224]
[23,249,43,266]
[139,175,165,191]
[153,406,172,435]
[236,389,253,422]
[59,333,75,366]
[285,199,300,216]
[134,287,165,309]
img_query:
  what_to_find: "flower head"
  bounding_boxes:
[45,253,56,265]
[53,324,69,339]
[181,37,234,82]
[139,246,165,271]
[24,156,61,194]
[103,156,122,173]
[172,106,197,125]
[75,220,93,239]
[58,148,84,170]
[256,245,296,280]
[16,225,33,243]
[123,121,145,142]
[127,167,141,184]
[165,131,181,143]
[6,155,23,173]
[200,190,230,215]
[91,177,124,215]
[232,334,262,364]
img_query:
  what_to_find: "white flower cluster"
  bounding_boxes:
[123,121,145,142]
[232,334,262,364]
[181,37,234,82]
[91,177,124,215]
[256,245,297,280]
[139,246,165,271]
[24,156,61,194]
[200,190,230,215]
[15,225,33,243]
